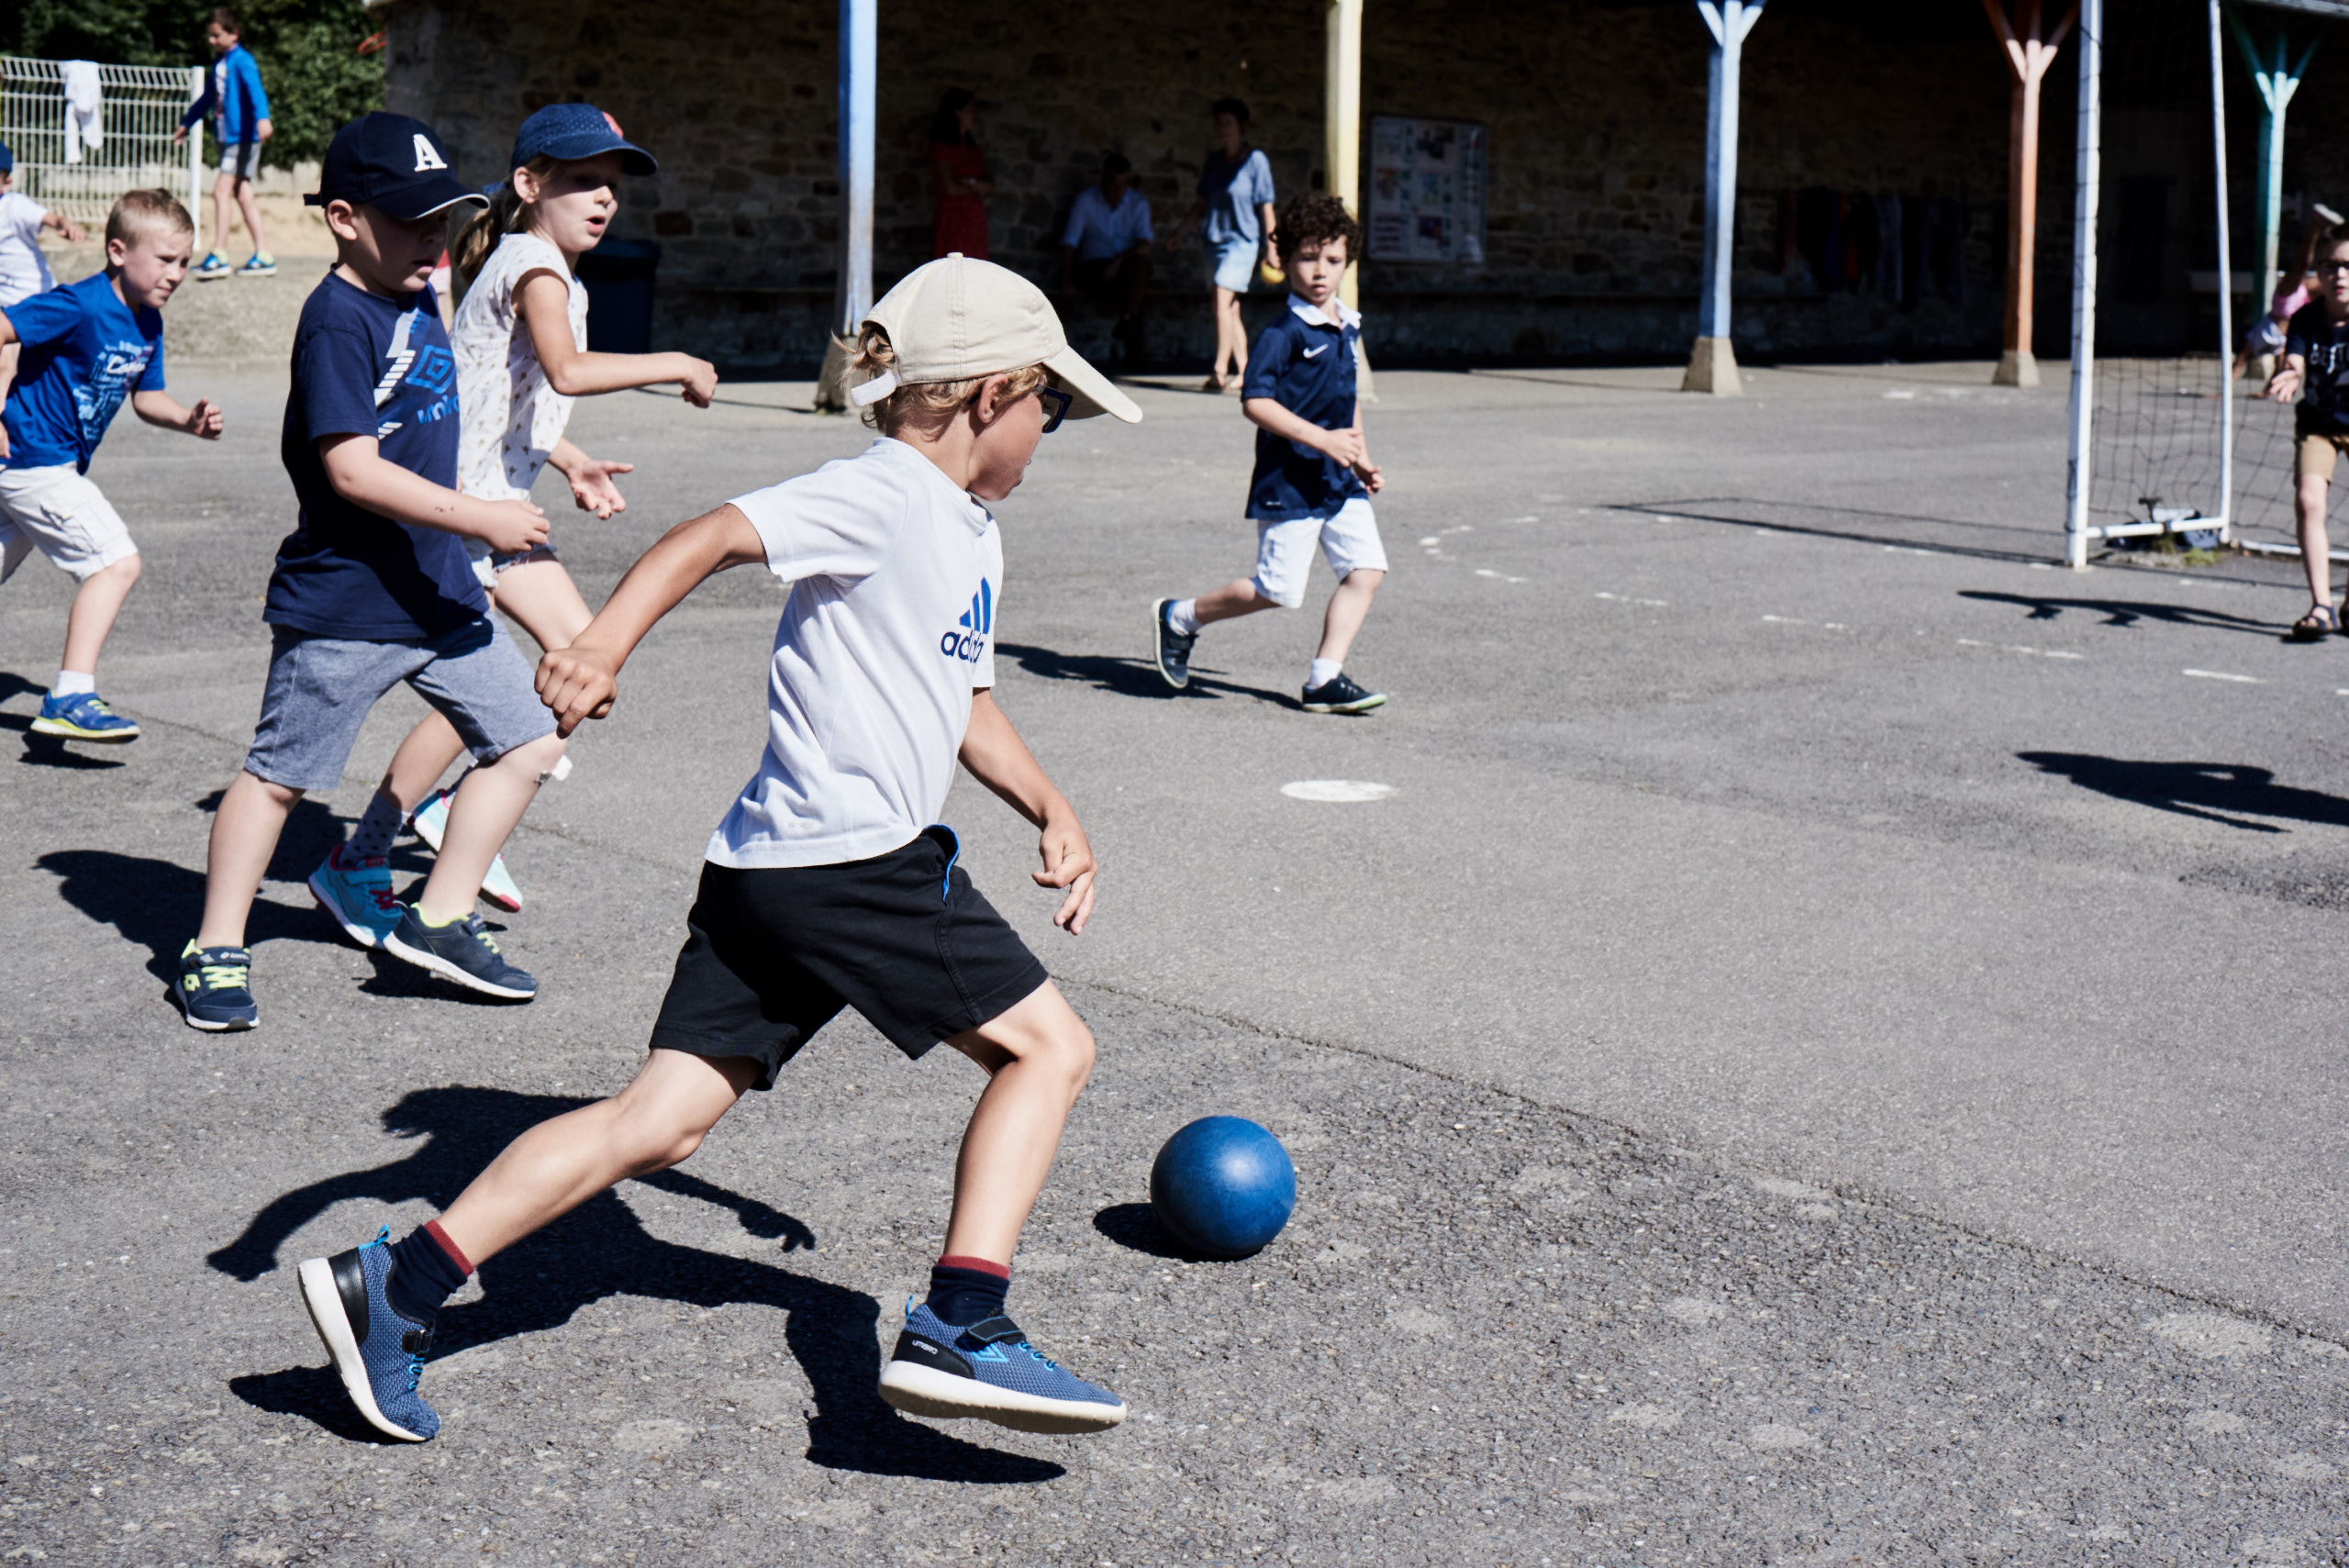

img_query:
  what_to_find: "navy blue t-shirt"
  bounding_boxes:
[267,271,484,639]
[2286,304,2349,438]
[1241,297,1366,519]
[1,271,165,473]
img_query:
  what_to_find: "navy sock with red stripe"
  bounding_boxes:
[384,1220,472,1327]
[925,1254,1009,1328]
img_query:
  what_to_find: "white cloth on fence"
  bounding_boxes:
[61,61,103,164]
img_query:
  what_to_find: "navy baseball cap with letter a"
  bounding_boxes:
[305,112,487,221]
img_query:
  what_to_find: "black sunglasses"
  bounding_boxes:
[1038,385,1073,433]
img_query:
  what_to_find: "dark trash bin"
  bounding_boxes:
[576,239,661,353]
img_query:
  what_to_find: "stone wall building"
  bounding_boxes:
[369,0,2286,374]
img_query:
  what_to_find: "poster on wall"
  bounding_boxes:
[1366,116,1486,265]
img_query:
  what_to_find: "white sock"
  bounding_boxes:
[1308,657,1343,690]
[51,669,95,696]
[1167,599,1203,636]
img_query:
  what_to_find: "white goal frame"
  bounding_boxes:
[0,56,205,235]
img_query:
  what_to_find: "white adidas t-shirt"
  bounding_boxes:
[451,231,588,502]
[0,193,56,306]
[707,438,1004,870]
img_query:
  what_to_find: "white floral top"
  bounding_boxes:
[452,232,588,502]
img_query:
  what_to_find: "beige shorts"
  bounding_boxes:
[2298,431,2349,480]
[0,465,136,584]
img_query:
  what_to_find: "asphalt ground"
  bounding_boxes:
[4,361,2346,1566]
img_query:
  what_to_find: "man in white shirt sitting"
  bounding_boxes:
[1057,152,1153,362]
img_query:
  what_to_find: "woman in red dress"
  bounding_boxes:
[929,89,994,260]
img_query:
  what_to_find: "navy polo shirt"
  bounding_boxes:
[1241,295,1366,520]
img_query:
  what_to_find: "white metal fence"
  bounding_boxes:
[0,57,203,232]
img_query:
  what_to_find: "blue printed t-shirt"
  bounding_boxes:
[267,270,484,639]
[1242,295,1366,520]
[2287,304,2349,437]
[1197,148,1275,249]
[1,271,164,473]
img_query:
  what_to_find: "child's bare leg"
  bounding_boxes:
[1314,567,1386,666]
[198,771,302,948]
[384,711,471,810]
[413,731,565,923]
[486,559,594,653]
[2298,473,2334,609]
[939,982,1096,1264]
[60,552,140,676]
[234,177,266,255]
[436,1049,761,1266]
[210,172,237,256]
[1188,576,1281,626]
[1212,286,1245,382]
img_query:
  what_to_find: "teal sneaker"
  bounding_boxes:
[308,845,402,949]
[30,690,139,741]
[409,786,524,912]
[191,250,230,281]
[174,940,257,1031]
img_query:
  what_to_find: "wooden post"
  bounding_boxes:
[1684,0,1765,395]
[1981,0,2076,389]
[1326,0,1364,312]
[815,0,876,411]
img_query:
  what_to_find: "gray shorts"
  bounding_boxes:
[244,617,556,793]
[217,140,261,180]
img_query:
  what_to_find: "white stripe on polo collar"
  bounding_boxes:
[1287,293,1362,328]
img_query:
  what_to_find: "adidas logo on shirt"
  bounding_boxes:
[941,580,992,663]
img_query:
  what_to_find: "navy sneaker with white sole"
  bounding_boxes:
[381,906,537,1000]
[1300,671,1386,714]
[878,1300,1126,1434]
[1152,597,1197,690]
[174,940,258,1030]
[296,1228,440,1442]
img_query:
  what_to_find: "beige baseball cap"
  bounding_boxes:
[849,253,1142,424]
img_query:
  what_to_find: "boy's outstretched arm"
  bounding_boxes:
[958,689,1097,934]
[318,432,547,552]
[131,389,224,439]
[536,501,766,735]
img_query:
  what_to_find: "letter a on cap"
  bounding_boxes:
[411,133,448,172]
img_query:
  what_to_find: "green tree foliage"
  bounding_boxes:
[0,0,383,166]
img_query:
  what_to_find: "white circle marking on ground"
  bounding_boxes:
[1281,780,1396,803]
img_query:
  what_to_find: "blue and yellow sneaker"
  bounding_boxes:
[30,690,139,741]
[408,786,525,912]
[308,844,401,949]
[174,940,257,1031]
[879,1301,1127,1434]
[297,1228,440,1443]
[382,906,537,999]
[236,251,276,277]
[191,250,230,281]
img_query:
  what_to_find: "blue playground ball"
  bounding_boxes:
[1149,1116,1297,1258]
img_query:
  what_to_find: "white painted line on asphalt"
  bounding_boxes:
[1419,536,1440,546]
[2182,669,2261,684]
[1475,569,1530,583]
[1596,592,1664,605]
[1763,615,1809,625]
[1883,390,1917,399]
[1885,546,1934,555]
[1281,780,1396,803]
[2046,651,2085,660]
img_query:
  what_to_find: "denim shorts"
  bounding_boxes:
[1208,239,1258,294]
[243,616,557,793]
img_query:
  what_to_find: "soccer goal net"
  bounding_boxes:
[0,56,204,234]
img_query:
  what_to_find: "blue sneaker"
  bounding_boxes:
[191,250,230,281]
[878,1301,1127,1434]
[174,940,257,1031]
[30,690,139,741]
[382,906,537,999]
[236,251,276,277]
[296,1228,440,1442]
[408,786,525,912]
[308,845,401,949]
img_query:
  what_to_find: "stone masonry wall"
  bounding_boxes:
[377,0,2077,373]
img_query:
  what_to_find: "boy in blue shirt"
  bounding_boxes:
[170,6,275,279]
[0,189,224,743]
[178,114,568,1031]
[1152,193,1389,713]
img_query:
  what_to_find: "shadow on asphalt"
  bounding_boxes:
[37,848,342,984]
[1959,590,2282,636]
[1611,498,2053,564]
[995,641,1297,707]
[1091,1203,1218,1262]
[2018,752,2349,833]
[209,1085,1062,1482]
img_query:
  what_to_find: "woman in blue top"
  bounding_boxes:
[1166,98,1277,393]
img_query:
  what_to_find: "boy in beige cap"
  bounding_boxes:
[291,256,1142,1445]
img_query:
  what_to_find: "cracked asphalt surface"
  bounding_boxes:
[5,361,2346,1566]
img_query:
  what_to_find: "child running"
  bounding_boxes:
[177,114,566,1031]
[1152,192,1388,713]
[381,103,717,914]
[0,139,87,409]
[295,255,1142,1445]
[0,190,221,744]
[2267,219,2349,640]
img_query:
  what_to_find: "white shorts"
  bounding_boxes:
[0,465,136,585]
[1250,496,1386,609]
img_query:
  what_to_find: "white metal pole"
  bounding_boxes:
[834,0,875,337]
[2211,0,2236,542]
[1686,0,1764,395]
[2065,0,2101,569]
[187,65,203,228]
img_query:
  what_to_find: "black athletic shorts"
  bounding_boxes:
[648,825,1050,1088]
